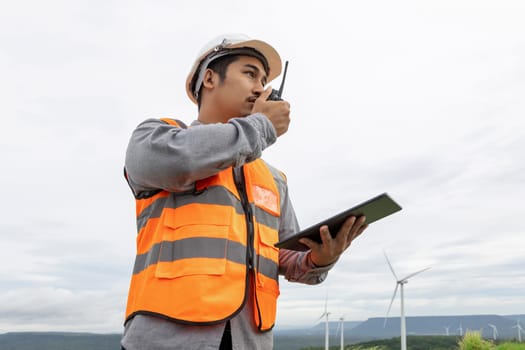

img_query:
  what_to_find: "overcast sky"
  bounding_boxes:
[1,0,524,333]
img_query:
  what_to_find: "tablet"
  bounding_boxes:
[274,193,402,251]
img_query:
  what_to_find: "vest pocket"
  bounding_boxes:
[155,225,229,279]
[255,228,280,290]
[254,287,279,330]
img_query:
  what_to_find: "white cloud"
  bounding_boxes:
[0,287,126,332]
[1,0,524,333]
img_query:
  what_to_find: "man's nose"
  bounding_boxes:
[253,81,264,95]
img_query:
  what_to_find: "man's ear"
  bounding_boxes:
[202,68,217,89]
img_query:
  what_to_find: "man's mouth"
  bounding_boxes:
[247,96,258,103]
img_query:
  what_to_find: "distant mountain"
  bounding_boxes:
[504,314,525,322]
[1,315,523,350]
[0,332,121,350]
[347,314,524,340]
[273,314,525,349]
[275,320,363,336]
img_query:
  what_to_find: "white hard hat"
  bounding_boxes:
[186,33,282,104]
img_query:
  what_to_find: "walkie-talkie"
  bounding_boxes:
[267,61,289,101]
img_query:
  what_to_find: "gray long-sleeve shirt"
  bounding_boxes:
[121,113,333,350]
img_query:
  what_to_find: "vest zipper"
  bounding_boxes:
[234,166,267,330]
[233,166,255,270]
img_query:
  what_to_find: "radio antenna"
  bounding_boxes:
[277,61,289,99]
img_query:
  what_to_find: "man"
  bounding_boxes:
[121,34,367,350]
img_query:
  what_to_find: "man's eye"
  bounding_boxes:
[245,71,255,78]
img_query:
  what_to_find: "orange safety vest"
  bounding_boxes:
[124,118,282,332]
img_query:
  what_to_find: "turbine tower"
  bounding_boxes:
[457,323,463,337]
[316,292,330,350]
[488,323,498,341]
[383,251,431,350]
[512,319,524,342]
[444,326,450,336]
[335,315,346,350]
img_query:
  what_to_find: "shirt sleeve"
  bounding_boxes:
[276,175,335,284]
[125,113,277,194]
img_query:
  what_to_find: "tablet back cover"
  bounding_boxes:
[275,193,402,251]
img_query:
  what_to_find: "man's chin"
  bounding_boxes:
[239,107,253,117]
[228,104,253,119]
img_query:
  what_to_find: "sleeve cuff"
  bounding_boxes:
[249,113,277,149]
[306,252,337,272]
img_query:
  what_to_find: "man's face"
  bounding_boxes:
[211,56,268,120]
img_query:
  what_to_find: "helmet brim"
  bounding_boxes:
[185,38,282,104]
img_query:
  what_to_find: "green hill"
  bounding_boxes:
[298,335,459,350]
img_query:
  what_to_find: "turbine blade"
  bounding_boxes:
[383,251,399,280]
[400,267,431,282]
[384,283,399,327]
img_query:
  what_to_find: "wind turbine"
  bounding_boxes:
[335,315,346,350]
[383,251,431,350]
[457,322,464,336]
[316,292,330,350]
[512,319,524,342]
[488,324,498,341]
[444,326,450,336]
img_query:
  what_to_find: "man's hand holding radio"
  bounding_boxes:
[252,87,291,137]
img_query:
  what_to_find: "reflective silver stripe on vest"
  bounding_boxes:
[133,237,246,275]
[137,187,280,233]
[133,237,279,283]
[136,186,244,233]
[257,254,279,282]
[252,204,279,230]
[136,197,168,231]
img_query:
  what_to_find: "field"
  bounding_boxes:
[298,333,525,350]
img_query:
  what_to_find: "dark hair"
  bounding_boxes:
[196,55,241,108]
